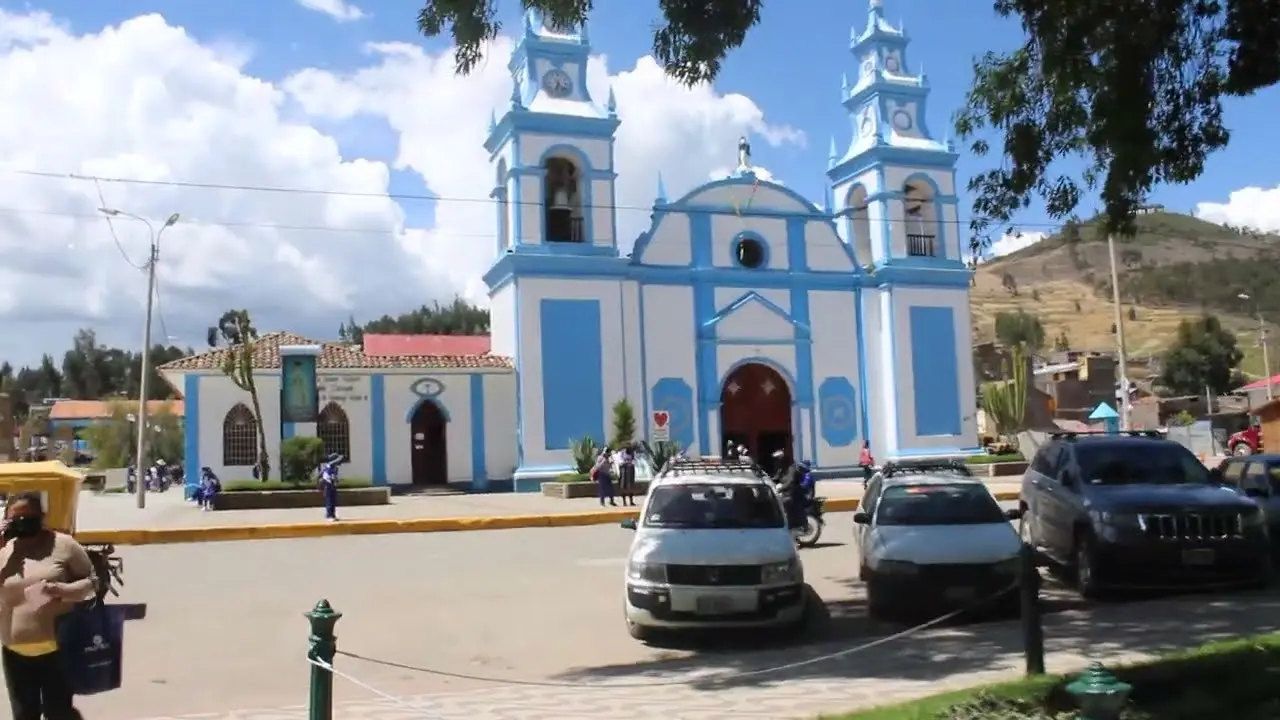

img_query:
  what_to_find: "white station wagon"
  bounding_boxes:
[620,458,806,641]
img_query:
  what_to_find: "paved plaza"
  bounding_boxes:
[14,513,1273,719]
[75,479,1020,532]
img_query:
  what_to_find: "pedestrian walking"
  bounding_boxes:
[618,444,638,506]
[592,449,617,507]
[859,441,875,488]
[0,492,97,720]
[319,453,343,521]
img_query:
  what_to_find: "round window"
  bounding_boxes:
[734,237,766,269]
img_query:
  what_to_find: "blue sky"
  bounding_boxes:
[29,0,1280,239]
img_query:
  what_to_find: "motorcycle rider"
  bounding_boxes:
[772,450,814,530]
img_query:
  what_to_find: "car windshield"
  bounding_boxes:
[875,483,1006,526]
[643,483,784,529]
[1078,442,1210,485]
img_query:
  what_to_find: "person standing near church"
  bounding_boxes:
[592,449,616,507]
[617,444,638,506]
[319,454,341,521]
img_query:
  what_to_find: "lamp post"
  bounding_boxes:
[100,208,180,509]
[1239,292,1272,401]
[1065,662,1132,720]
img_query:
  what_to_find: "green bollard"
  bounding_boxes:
[306,599,343,720]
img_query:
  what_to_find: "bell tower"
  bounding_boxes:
[826,0,962,267]
[483,10,621,258]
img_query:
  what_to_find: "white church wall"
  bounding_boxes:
[589,178,614,247]
[681,183,809,214]
[710,215,790,270]
[488,283,518,358]
[804,220,856,273]
[517,134,612,171]
[517,278,625,467]
[889,286,980,453]
[316,372,373,480]
[832,169,888,266]
[382,371,476,485]
[861,288,896,459]
[620,280,644,410]
[515,174,542,244]
[712,294,795,343]
[808,290,862,468]
[713,287,788,310]
[636,214,692,266]
[640,284,697,446]
[482,372,519,480]
[197,373,283,482]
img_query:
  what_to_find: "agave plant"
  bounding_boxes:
[571,436,600,475]
[641,440,682,474]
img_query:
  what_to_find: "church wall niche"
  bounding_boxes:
[844,185,874,265]
[543,155,585,242]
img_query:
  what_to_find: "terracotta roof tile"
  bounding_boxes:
[157,332,513,372]
[363,334,492,356]
[49,399,186,420]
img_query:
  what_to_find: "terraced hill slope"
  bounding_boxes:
[970,211,1280,378]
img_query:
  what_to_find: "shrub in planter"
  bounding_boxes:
[571,436,601,474]
[610,398,638,450]
[281,436,325,483]
[933,693,1075,719]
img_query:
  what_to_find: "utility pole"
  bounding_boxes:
[1107,234,1130,429]
[98,208,180,509]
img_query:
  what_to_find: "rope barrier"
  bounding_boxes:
[314,580,1019,699]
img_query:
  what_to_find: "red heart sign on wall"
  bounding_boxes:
[652,411,670,428]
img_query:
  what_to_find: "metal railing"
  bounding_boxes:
[906,233,937,257]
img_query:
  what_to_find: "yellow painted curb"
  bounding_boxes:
[74,490,1025,546]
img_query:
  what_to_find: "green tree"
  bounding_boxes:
[1159,315,1244,396]
[609,398,637,450]
[955,0,1280,240]
[281,436,326,483]
[417,0,761,86]
[360,298,490,336]
[82,400,183,468]
[212,309,272,481]
[994,310,1046,350]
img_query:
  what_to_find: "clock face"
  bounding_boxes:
[892,109,913,131]
[884,54,900,73]
[541,69,573,98]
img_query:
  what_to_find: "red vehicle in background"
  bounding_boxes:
[1229,416,1263,456]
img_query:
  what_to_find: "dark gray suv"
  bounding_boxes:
[1021,431,1271,598]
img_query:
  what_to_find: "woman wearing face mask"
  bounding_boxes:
[0,491,97,720]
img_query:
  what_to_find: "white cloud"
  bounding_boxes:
[0,10,800,364]
[296,0,365,22]
[983,230,1047,261]
[283,40,803,294]
[1194,186,1280,232]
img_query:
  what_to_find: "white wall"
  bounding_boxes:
[710,215,788,269]
[641,284,696,445]
[861,287,895,459]
[382,372,476,485]
[809,290,862,467]
[804,219,856,273]
[198,374,283,481]
[316,372,373,480]
[489,282,517,358]
[516,278,626,468]
[482,372,518,479]
[890,286,979,452]
[637,216,692,266]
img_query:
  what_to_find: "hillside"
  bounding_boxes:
[972,211,1280,378]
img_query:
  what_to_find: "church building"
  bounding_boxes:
[165,0,980,493]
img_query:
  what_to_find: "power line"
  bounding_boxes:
[91,176,147,270]
[4,168,1279,254]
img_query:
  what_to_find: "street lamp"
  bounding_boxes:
[100,208,180,509]
[1239,292,1272,401]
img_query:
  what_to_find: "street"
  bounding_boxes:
[41,514,1280,720]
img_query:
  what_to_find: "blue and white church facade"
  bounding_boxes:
[487,1,980,487]
[165,0,979,494]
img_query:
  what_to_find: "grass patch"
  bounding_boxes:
[965,453,1024,465]
[222,478,374,492]
[827,632,1280,719]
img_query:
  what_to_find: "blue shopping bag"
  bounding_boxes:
[56,601,125,695]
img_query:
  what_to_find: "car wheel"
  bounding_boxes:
[626,619,652,642]
[1074,533,1103,600]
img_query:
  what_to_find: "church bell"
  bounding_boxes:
[550,189,572,211]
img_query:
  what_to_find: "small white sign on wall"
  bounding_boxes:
[651,410,670,442]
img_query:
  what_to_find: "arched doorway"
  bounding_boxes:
[720,363,793,476]
[409,400,448,485]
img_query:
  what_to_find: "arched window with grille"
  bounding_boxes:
[317,401,351,461]
[222,403,258,467]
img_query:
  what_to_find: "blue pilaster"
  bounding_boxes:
[690,212,715,455]
[182,373,200,499]
[470,373,488,490]
[370,374,386,486]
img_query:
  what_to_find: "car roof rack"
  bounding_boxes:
[1050,430,1165,440]
[658,457,765,478]
[880,458,973,478]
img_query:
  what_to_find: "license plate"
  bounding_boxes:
[943,587,977,601]
[1183,549,1215,566]
[695,596,733,615]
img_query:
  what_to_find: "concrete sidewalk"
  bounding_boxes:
[74,479,1023,545]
